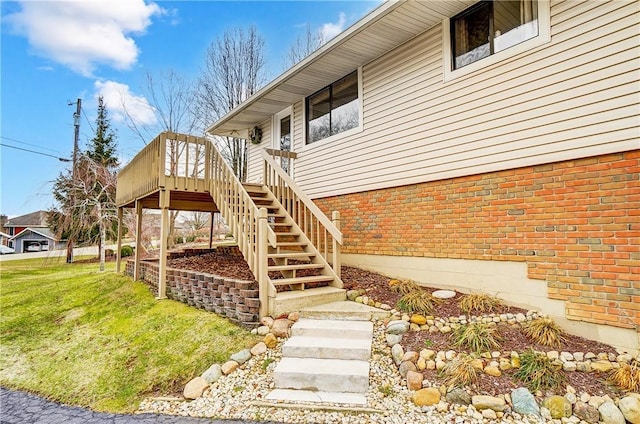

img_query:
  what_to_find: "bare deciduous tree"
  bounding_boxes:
[284,24,324,68]
[194,26,267,181]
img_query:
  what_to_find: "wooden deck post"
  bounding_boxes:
[209,211,214,249]
[257,207,269,318]
[332,211,341,279]
[116,207,123,273]
[158,189,169,299]
[134,201,143,281]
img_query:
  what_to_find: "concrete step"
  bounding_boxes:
[265,389,367,406]
[273,357,370,393]
[301,301,392,321]
[291,318,373,339]
[283,335,371,360]
[269,286,346,317]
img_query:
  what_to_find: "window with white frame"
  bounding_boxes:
[306,71,360,144]
[451,0,539,70]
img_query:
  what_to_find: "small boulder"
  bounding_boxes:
[542,395,572,419]
[346,290,360,301]
[483,365,501,377]
[402,351,419,363]
[412,387,441,406]
[201,364,222,384]
[511,387,540,416]
[287,311,300,322]
[386,333,403,346]
[387,320,410,335]
[264,333,278,348]
[573,401,600,424]
[591,360,614,372]
[221,360,239,375]
[391,344,404,365]
[446,387,471,405]
[399,360,417,378]
[619,396,640,424]
[598,401,626,424]
[250,342,267,356]
[260,316,274,327]
[183,376,208,400]
[472,395,506,412]
[230,349,251,365]
[410,314,427,325]
[406,370,423,391]
[482,409,497,420]
[271,318,292,337]
[256,325,270,336]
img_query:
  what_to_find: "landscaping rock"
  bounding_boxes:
[263,333,277,348]
[256,325,270,336]
[416,357,426,371]
[406,370,423,391]
[387,320,410,335]
[619,395,640,424]
[230,349,251,365]
[446,388,471,405]
[410,314,427,325]
[402,351,419,363]
[482,409,497,420]
[386,333,402,346]
[183,377,208,400]
[399,360,417,378]
[271,319,292,338]
[542,395,572,419]
[250,342,267,356]
[483,365,501,377]
[591,360,613,372]
[511,387,540,416]
[346,290,360,301]
[260,317,273,327]
[221,360,239,375]
[412,388,441,406]
[598,401,626,424]
[573,401,600,424]
[420,349,435,360]
[472,395,506,412]
[391,344,404,365]
[287,311,300,322]
[201,364,222,384]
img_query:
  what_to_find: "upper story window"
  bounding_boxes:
[451,0,539,70]
[306,71,360,144]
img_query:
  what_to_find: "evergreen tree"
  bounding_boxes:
[87,96,119,168]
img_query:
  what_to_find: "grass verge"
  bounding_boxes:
[0,257,259,412]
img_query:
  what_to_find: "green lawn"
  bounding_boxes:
[0,257,259,412]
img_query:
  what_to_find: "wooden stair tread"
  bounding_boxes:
[268,252,316,259]
[271,275,335,286]
[268,263,325,271]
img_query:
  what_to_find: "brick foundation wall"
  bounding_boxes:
[316,151,639,330]
[125,250,260,328]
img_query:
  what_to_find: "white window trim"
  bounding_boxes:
[442,0,551,83]
[302,67,364,148]
[272,106,293,149]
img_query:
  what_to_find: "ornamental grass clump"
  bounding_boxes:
[389,279,420,296]
[522,317,565,347]
[608,361,640,392]
[396,290,439,316]
[441,354,478,388]
[459,293,503,315]
[453,322,501,353]
[514,348,565,392]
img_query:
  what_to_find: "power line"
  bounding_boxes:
[0,135,64,155]
[0,143,71,162]
[82,108,95,133]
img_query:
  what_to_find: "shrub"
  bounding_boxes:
[396,290,439,316]
[120,245,134,257]
[441,354,478,388]
[522,317,565,347]
[609,361,640,392]
[390,279,420,296]
[459,293,503,315]
[453,322,501,353]
[514,348,565,392]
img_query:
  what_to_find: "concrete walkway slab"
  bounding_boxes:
[266,389,367,406]
[283,335,371,360]
[291,318,373,339]
[300,301,390,321]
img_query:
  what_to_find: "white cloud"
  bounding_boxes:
[7,0,162,76]
[319,12,347,43]
[94,80,157,127]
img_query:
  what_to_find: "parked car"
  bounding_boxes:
[0,245,15,254]
[25,243,41,252]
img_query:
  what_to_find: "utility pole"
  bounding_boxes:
[67,98,81,263]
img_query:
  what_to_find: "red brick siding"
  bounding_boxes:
[315,151,640,330]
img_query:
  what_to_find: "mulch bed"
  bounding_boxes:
[166,251,623,398]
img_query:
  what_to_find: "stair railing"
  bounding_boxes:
[260,150,342,278]
[209,140,277,317]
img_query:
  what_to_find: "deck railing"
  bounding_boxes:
[116,132,209,207]
[210,142,277,316]
[261,149,343,277]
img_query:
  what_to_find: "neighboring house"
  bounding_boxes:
[117,1,638,351]
[0,231,10,247]
[4,211,63,253]
[204,1,639,350]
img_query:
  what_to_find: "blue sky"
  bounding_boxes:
[1,0,378,218]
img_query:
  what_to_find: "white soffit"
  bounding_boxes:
[207,0,474,137]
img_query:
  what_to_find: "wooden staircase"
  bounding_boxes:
[242,183,345,315]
